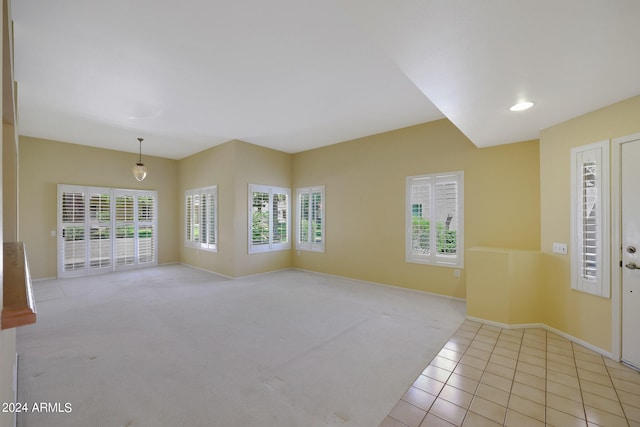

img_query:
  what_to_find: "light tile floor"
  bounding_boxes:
[380,320,640,427]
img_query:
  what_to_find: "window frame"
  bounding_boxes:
[57,184,158,278]
[296,185,325,252]
[185,185,218,252]
[248,184,291,254]
[406,171,464,268]
[570,140,610,298]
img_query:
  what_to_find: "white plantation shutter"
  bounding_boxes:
[58,185,157,277]
[410,178,432,257]
[249,184,290,253]
[185,186,217,251]
[581,161,597,279]
[88,190,111,269]
[251,190,270,247]
[201,191,217,249]
[115,193,135,267]
[296,186,325,252]
[406,172,463,267]
[59,188,87,274]
[571,141,610,297]
[435,176,459,257]
[299,192,310,244]
[186,194,194,242]
[137,194,156,263]
[272,192,288,245]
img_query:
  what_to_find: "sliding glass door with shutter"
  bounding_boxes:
[58,184,157,278]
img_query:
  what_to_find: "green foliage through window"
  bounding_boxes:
[249,185,290,253]
[407,171,463,267]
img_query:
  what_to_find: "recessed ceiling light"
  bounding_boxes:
[509,101,534,112]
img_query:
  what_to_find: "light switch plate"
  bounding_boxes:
[552,242,568,254]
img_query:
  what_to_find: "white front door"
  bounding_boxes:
[621,138,640,368]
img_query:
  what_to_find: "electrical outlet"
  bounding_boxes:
[552,242,567,254]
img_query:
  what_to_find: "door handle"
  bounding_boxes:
[625,262,640,270]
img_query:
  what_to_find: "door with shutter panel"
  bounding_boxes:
[114,191,136,269]
[137,194,156,265]
[88,189,112,273]
[58,185,157,277]
[59,186,88,277]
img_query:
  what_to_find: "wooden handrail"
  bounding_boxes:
[2,242,36,329]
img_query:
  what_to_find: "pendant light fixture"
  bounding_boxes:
[132,137,148,181]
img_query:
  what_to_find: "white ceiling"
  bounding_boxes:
[11,0,640,160]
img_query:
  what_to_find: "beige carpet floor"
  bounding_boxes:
[17,265,465,427]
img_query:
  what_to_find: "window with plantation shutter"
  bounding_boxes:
[185,186,217,251]
[137,195,156,263]
[57,185,157,278]
[571,141,610,298]
[406,171,464,268]
[249,184,290,253]
[115,192,135,267]
[296,186,324,252]
[60,190,87,273]
[88,191,111,268]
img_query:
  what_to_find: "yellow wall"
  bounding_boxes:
[179,140,237,277]
[233,140,293,277]
[467,247,542,324]
[293,119,541,298]
[18,136,181,279]
[19,120,540,298]
[19,120,540,292]
[178,140,293,277]
[15,94,640,357]
[540,95,640,352]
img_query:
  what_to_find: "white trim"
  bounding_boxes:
[294,268,467,302]
[465,316,615,360]
[295,185,325,253]
[465,316,545,330]
[180,263,467,302]
[544,323,615,360]
[233,267,296,280]
[57,185,158,277]
[178,262,234,280]
[185,185,218,252]
[248,184,291,254]
[406,171,464,268]
[179,263,295,281]
[612,137,623,362]
[570,140,610,297]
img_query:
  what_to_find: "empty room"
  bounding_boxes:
[1,1,640,426]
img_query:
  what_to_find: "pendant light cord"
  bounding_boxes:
[138,138,144,164]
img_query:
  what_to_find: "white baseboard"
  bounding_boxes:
[294,268,467,302]
[465,316,545,331]
[544,324,615,360]
[465,315,615,360]
[177,262,234,279]
[178,262,295,281]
